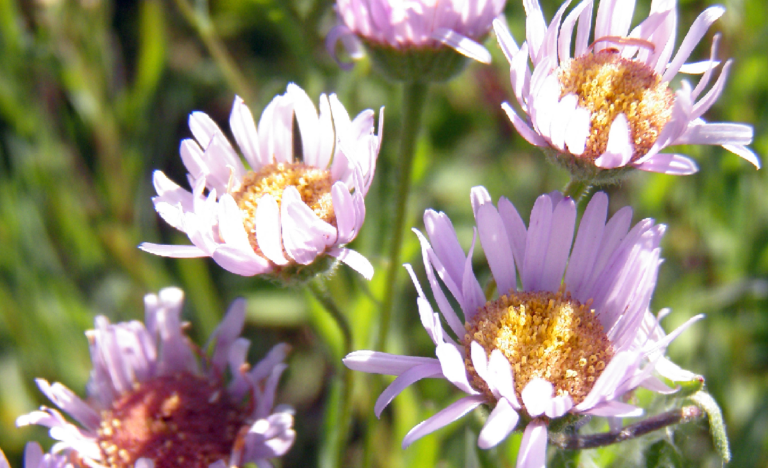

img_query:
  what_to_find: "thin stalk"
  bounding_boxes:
[308,280,354,467]
[376,81,429,351]
[562,178,591,202]
[548,405,704,450]
[363,81,428,468]
[173,0,254,103]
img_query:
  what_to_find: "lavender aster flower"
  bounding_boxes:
[140,84,383,282]
[327,0,507,81]
[344,188,702,466]
[16,288,295,468]
[495,0,759,181]
[1,443,74,468]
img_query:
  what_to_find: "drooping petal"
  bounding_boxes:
[478,399,520,449]
[402,395,486,448]
[517,420,548,468]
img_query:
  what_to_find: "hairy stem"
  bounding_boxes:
[548,405,704,450]
[562,178,592,202]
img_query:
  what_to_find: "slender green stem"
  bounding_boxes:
[172,0,254,103]
[308,280,354,467]
[362,81,429,468]
[562,178,591,203]
[376,81,429,351]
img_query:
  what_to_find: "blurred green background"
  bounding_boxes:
[0,0,766,466]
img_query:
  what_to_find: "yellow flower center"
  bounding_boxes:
[97,372,248,468]
[231,162,335,255]
[464,287,613,407]
[557,51,674,161]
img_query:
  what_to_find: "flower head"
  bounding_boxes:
[344,188,702,466]
[140,84,383,282]
[495,0,759,181]
[327,0,507,81]
[17,288,295,468]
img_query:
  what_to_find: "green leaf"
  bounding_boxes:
[644,440,683,468]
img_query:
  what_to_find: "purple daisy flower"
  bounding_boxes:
[140,84,383,281]
[327,0,507,67]
[344,187,702,466]
[494,0,759,179]
[1,443,74,468]
[16,288,295,468]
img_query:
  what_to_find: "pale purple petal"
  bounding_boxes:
[522,194,553,291]
[35,380,100,431]
[332,182,357,244]
[208,298,246,373]
[212,245,272,276]
[497,196,528,276]
[460,232,486,321]
[478,399,520,449]
[413,229,466,338]
[549,94,580,152]
[722,144,761,169]
[675,122,753,147]
[326,24,362,71]
[493,18,520,62]
[501,103,549,147]
[431,28,491,63]
[581,400,643,417]
[573,0,594,57]
[343,351,440,376]
[633,153,699,175]
[545,394,574,419]
[436,343,479,395]
[595,0,635,43]
[662,6,725,82]
[564,191,608,293]
[255,194,289,265]
[280,188,336,264]
[375,362,444,416]
[475,202,517,294]
[488,350,520,408]
[138,243,208,258]
[229,96,262,169]
[595,113,633,169]
[539,196,575,292]
[516,420,547,468]
[558,0,591,62]
[402,395,486,448]
[327,247,373,280]
[521,378,554,417]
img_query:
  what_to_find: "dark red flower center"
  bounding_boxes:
[97,372,248,468]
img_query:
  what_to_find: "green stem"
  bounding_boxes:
[562,178,591,202]
[172,0,254,103]
[308,280,354,467]
[362,81,428,468]
[376,81,429,351]
[548,405,704,450]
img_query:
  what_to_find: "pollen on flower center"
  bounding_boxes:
[231,162,336,253]
[557,51,675,161]
[463,287,614,408]
[97,372,248,468]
